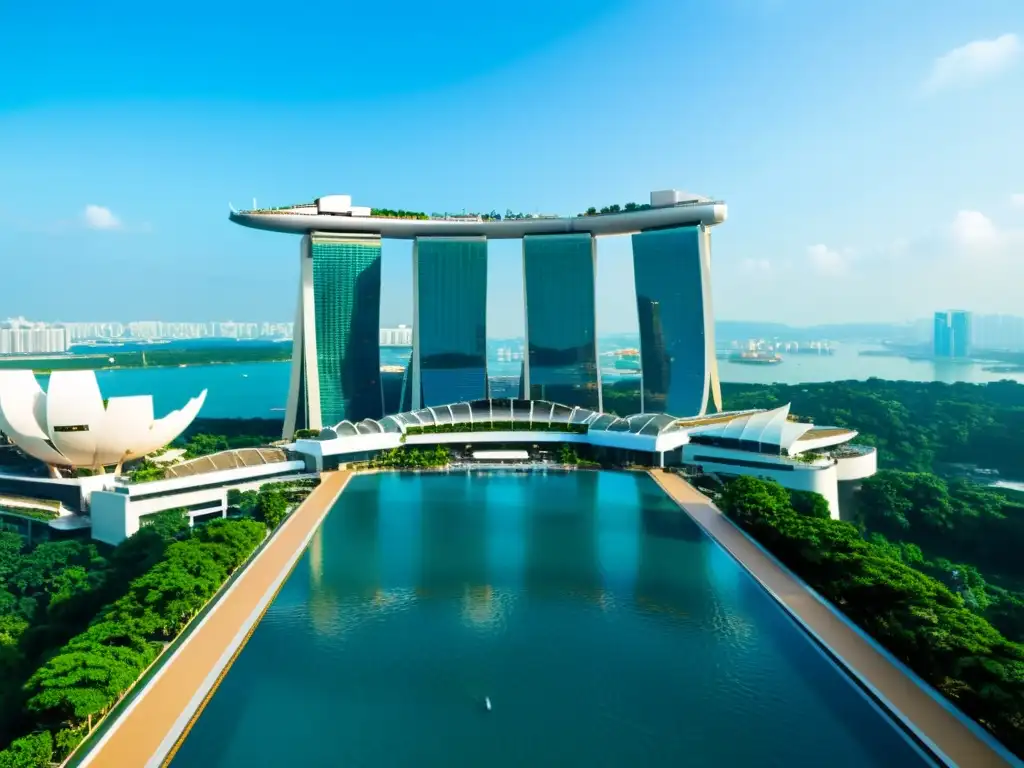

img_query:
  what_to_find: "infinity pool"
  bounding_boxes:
[171,471,934,767]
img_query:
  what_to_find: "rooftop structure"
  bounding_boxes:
[229,189,727,240]
[0,369,206,474]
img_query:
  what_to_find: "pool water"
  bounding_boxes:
[170,471,934,767]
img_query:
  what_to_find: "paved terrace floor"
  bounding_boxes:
[80,470,352,768]
[649,471,1013,768]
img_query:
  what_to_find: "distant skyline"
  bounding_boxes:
[1,0,1022,335]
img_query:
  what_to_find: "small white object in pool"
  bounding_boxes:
[485,697,492,712]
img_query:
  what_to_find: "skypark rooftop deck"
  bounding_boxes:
[228,189,727,239]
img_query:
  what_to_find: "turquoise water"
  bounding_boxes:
[53,342,1024,420]
[170,472,933,767]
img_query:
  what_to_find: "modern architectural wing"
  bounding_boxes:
[632,226,721,416]
[285,233,384,436]
[521,233,601,410]
[412,237,489,407]
[293,399,876,517]
[0,369,206,473]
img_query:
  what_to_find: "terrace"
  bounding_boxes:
[240,196,723,222]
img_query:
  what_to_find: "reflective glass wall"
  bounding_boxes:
[522,234,601,410]
[631,226,711,417]
[413,237,488,407]
[311,234,383,424]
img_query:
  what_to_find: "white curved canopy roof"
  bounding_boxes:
[0,369,206,468]
[687,404,856,454]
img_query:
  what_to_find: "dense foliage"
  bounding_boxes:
[366,446,451,470]
[0,511,191,760]
[719,476,1024,758]
[0,479,316,764]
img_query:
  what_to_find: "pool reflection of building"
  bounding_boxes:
[307,478,382,636]
[523,471,601,601]
[418,473,488,599]
[633,479,709,622]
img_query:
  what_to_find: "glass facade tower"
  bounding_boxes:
[933,310,971,359]
[631,225,717,417]
[310,234,383,425]
[412,237,489,407]
[522,234,601,410]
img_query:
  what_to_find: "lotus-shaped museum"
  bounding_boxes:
[0,369,206,473]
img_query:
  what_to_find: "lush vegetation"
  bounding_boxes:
[364,446,451,470]
[228,480,320,529]
[370,207,429,220]
[719,476,1024,758]
[0,506,59,523]
[293,428,320,439]
[404,421,588,436]
[852,471,1024,643]
[0,478,317,764]
[0,510,255,761]
[557,444,600,469]
[578,202,653,216]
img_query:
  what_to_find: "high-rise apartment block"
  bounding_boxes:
[0,318,68,355]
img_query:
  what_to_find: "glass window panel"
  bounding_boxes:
[523,234,601,410]
[589,414,616,431]
[631,226,712,417]
[415,237,488,406]
[429,406,453,425]
[312,235,383,424]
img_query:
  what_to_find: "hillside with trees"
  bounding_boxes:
[718,475,1024,758]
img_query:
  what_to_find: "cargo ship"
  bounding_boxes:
[727,350,783,365]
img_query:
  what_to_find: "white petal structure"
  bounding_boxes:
[0,369,207,470]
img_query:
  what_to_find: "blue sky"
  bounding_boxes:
[1,0,1022,336]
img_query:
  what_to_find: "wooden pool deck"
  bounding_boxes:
[78,470,352,768]
[650,470,1014,768]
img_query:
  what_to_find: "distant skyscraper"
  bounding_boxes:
[631,226,721,416]
[933,310,971,359]
[521,234,601,410]
[412,237,489,407]
[284,233,383,436]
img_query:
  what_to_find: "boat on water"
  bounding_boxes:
[728,351,783,365]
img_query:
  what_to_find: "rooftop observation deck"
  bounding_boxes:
[228,190,728,240]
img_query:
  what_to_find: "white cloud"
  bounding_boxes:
[740,257,771,273]
[807,244,848,277]
[83,205,121,230]
[950,209,1000,250]
[923,33,1021,93]
[1011,193,1024,209]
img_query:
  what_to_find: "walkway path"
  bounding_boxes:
[649,471,1014,768]
[80,470,352,768]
